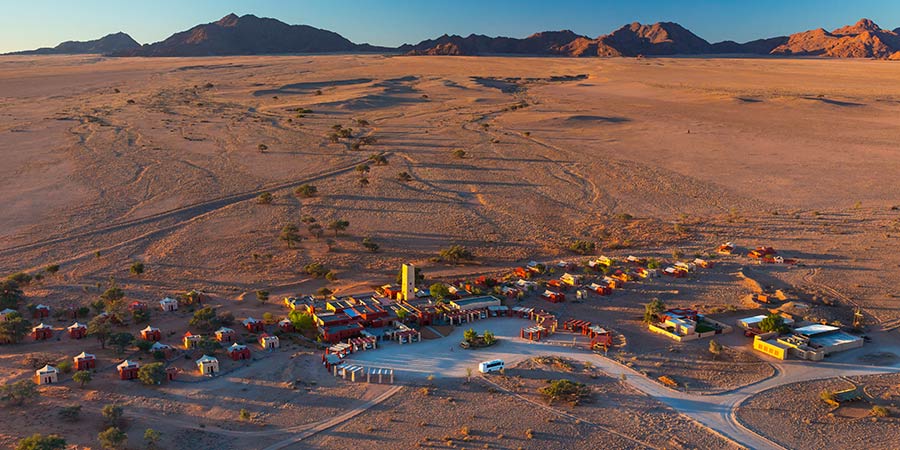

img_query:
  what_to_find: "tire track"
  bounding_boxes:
[0,153,389,266]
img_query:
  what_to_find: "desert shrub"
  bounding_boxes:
[257,192,274,205]
[439,245,474,262]
[871,405,890,417]
[539,379,591,406]
[295,184,317,198]
[16,434,66,450]
[304,263,329,278]
[239,409,251,421]
[129,262,144,275]
[397,171,413,182]
[256,291,269,302]
[1,380,37,406]
[452,149,466,159]
[98,427,126,450]
[257,144,268,153]
[362,237,379,253]
[57,360,73,374]
[58,404,82,422]
[138,363,166,386]
[44,265,60,275]
[102,404,124,427]
[568,240,595,255]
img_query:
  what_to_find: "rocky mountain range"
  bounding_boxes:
[7,32,139,55]
[6,15,900,60]
[113,13,389,56]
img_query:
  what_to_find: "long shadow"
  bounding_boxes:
[564,115,631,124]
[252,78,374,97]
[802,97,865,107]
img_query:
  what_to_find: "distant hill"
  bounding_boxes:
[7,32,139,55]
[399,30,588,56]
[114,13,388,56]
[400,23,713,57]
[402,21,772,57]
[401,18,900,59]
[770,19,900,59]
[6,14,900,59]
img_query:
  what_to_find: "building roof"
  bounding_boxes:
[809,331,863,348]
[160,297,177,304]
[141,325,159,332]
[68,322,87,329]
[75,351,95,359]
[150,342,170,350]
[0,308,17,315]
[322,323,364,334]
[228,343,248,351]
[196,355,218,364]
[761,338,791,350]
[794,324,839,336]
[117,360,139,369]
[216,327,234,334]
[36,365,58,374]
[32,323,52,330]
[242,317,260,325]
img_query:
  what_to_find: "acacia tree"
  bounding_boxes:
[73,370,92,388]
[0,280,23,309]
[709,339,723,360]
[280,224,301,248]
[0,314,29,344]
[758,313,788,333]
[138,363,166,386]
[643,298,666,324]
[430,283,450,302]
[327,220,350,237]
[87,316,112,349]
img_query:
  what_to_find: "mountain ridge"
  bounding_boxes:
[6,14,900,60]
[7,32,140,55]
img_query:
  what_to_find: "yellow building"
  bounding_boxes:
[753,335,788,360]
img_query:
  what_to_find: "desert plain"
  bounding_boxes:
[1,54,900,449]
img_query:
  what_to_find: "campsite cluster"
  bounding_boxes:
[0,235,870,398]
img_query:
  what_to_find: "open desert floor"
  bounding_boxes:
[1,54,900,449]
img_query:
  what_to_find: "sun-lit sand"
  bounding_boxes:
[1,54,899,449]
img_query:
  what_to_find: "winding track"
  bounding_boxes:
[344,317,900,450]
[0,153,388,269]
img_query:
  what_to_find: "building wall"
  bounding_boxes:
[753,338,787,359]
[401,264,415,301]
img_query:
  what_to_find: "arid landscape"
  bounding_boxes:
[1,51,900,450]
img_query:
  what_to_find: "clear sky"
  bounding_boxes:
[1,0,899,53]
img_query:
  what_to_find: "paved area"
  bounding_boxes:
[345,318,900,450]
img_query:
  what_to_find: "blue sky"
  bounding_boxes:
[1,0,899,53]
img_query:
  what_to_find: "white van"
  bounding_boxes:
[478,359,504,373]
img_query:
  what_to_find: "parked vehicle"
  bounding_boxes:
[478,359,504,373]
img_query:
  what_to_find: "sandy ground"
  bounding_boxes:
[305,359,738,450]
[737,372,900,450]
[2,54,900,448]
